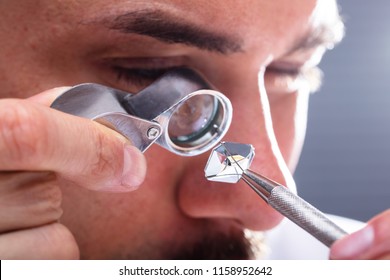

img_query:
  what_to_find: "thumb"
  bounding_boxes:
[21,86,147,191]
[27,86,73,106]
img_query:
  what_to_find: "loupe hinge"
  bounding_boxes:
[94,113,162,152]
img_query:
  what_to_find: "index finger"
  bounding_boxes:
[0,91,147,192]
[27,87,72,106]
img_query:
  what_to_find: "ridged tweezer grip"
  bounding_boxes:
[269,186,347,247]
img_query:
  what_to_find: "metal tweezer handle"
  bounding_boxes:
[242,169,347,247]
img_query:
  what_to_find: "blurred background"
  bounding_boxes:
[295,0,390,222]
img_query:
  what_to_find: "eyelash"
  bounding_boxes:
[113,66,174,87]
[111,64,321,94]
[266,65,301,77]
[113,66,302,83]
[266,65,323,93]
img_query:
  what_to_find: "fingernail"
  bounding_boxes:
[330,225,374,259]
[121,145,146,190]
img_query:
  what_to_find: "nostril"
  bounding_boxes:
[178,116,293,231]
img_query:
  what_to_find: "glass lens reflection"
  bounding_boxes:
[168,95,218,144]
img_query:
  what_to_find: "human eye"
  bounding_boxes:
[97,57,186,92]
[113,66,175,88]
[265,62,323,95]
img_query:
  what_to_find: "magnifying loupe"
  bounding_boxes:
[50,68,233,156]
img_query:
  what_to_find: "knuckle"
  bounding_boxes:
[31,175,63,219]
[0,172,63,232]
[0,100,50,165]
[87,128,122,179]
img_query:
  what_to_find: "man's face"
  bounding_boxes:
[0,0,342,259]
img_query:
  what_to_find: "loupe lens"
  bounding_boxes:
[154,88,232,156]
[168,95,218,145]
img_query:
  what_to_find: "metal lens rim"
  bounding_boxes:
[162,90,232,156]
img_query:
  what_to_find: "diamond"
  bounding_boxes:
[204,142,255,183]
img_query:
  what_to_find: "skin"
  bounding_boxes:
[0,0,387,259]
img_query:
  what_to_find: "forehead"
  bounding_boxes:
[39,0,319,52]
[7,0,340,62]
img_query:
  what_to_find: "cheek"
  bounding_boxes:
[59,146,190,258]
[268,91,310,171]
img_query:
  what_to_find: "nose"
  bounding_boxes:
[177,69,296,231]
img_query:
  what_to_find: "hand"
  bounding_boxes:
[330,209,390,259]
[0,88,147,259]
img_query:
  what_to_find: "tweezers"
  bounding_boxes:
[206,142,347,247]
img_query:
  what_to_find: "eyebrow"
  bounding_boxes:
[289,15,345,54]
[99,9,243,55]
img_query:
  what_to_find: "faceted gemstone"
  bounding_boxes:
[204,142,255,183]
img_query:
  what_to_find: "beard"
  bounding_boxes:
[170,228,267,260]
[104,219,268,260]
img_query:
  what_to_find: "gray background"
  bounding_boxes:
[295,0,390,222]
